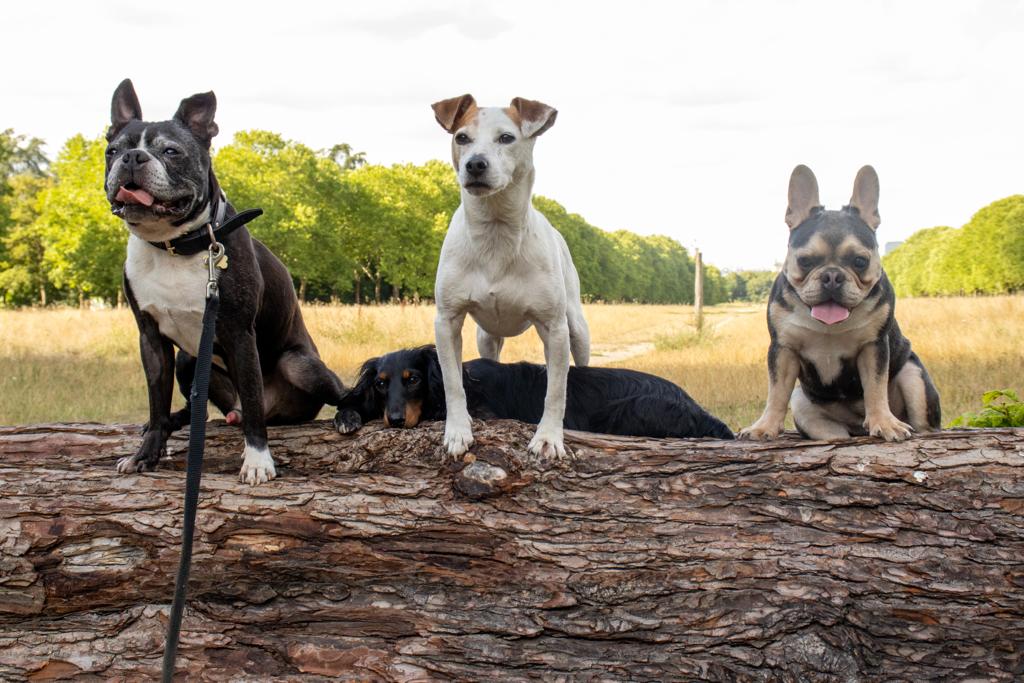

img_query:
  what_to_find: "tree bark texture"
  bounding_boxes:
[1,420,1022,681]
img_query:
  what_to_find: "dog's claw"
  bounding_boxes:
[334,409,362,435]
[738,420,783,441]
[528,425,567,465]
[865,414,914,442]
[116,449,160,474]
[239,446,277,486]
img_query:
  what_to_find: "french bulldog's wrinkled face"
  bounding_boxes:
[431,94,557,197]
[781,165,884,325]
[104,79,219,242]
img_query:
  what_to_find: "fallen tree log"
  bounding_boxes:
[1,420,1023,681]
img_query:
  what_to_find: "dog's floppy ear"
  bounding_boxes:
[174,91,219,146]
[420,345,447,420]
[509,97,557,138]
[341,356,383,418]
[785,164,822,230]
[848,165,881,230]
[109,78,142,141]
[432,94,477,133]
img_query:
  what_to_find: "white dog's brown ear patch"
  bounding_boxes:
[786,164,822,230]
[432,94,477,133]
[508,97,557,138]
[849,165,881,230]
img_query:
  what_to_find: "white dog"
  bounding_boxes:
[430,94,591,460]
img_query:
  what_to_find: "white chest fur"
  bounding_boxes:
[125,235,208,356]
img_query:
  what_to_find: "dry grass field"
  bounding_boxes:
[1,296,1020,431]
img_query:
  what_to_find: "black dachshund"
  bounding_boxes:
[335,345,734,439]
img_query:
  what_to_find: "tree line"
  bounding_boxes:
[883,195,1024,297]
[1,128,779,308]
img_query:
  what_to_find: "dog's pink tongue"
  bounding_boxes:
[811,302,851,325]
[116,186,154,207]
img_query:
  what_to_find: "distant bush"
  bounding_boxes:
[950,390,1024,428]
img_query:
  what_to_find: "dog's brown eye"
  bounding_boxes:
[374,378,387,391]
[797,256,814,270]
[407,375,420,385]
[106,146,117,156]
[455,133,471,145]
[853,256,869,270]
[498,133,515,144]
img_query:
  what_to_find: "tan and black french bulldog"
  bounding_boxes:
[739,165,940,442]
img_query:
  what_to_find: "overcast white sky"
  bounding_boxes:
[4,0,1023,270]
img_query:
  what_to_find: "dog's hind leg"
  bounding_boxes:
[277,350,347,405]
[893,357,941,432]
[600,395,733,439]
[167,351,196,432]
[476,328,505,361]
[567,306,590,367]
[208,370,241,424]
[790,387,855,440]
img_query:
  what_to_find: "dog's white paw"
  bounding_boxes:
[865,413,914,442]
[239,443,277,486]
[528,425,567,462]
[444,419,474,457]
[738,418,783,441]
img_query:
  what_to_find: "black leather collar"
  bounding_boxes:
[148,197,263,256]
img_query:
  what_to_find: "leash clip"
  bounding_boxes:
[206,241,225,298]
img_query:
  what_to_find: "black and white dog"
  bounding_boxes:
[335,346,734,440]
[105,79,347,484]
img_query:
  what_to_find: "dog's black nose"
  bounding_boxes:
[122,149,151,167]
[465,155,489,176]
[820,269,846,290]
[388,413,406,428]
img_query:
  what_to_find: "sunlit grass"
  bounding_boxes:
[1,297,1020,431]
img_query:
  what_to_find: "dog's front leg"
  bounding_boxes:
[531,318,570,460]
[858,341,912,441]
[118,312,176,473]
[739,343,800,440]
[229,328,276,484]
[435,310,473,457]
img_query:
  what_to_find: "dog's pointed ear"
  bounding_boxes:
[432,94,476,133]
[785,164,821,230]
[109,78,142,141]
[509,97,557,138]
[174,91,219,146]
[848,165,881,230]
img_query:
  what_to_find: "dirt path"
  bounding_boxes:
[589,342,656,365]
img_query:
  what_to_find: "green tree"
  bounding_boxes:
[532,196,625,301]
[344,161,459,302]
[885,195,1024,297]
[0,130,50,305]
[35,135,125,305]
[326,143,368,171]
[215,130,359,300]
[0,174,54,305]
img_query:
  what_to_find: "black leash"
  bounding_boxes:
[160,238,223,682]
[160,208,262,681]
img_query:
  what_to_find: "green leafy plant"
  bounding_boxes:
[950,389,1024,428]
